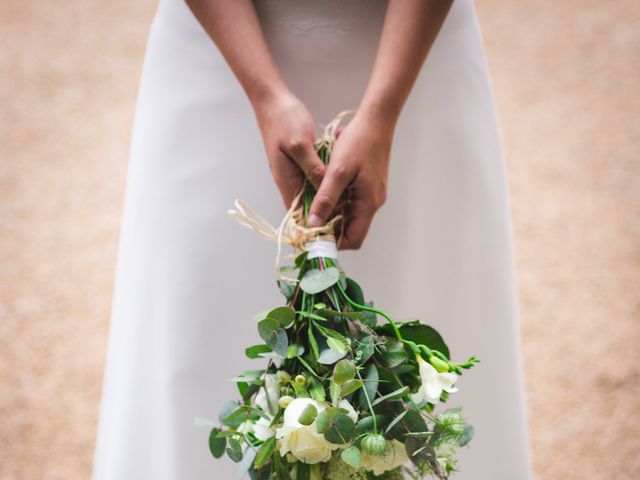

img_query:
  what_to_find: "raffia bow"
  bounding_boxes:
[228,109,355,280]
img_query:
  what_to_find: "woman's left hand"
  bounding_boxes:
[308,109,395,250]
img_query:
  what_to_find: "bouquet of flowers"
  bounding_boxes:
[202,112,479,479]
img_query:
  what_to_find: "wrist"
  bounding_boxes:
[355,99,399,139]
[357,96,401,132]
[248,79,291,111]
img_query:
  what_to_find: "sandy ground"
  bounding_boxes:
[1,1,638,479]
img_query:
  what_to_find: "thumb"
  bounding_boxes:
[290,142,326,190]
[308,163,352,227]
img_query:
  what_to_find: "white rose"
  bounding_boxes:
[411,355,458,404]
[360,440,408,475]
[275,398,357,464]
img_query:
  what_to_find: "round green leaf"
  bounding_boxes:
[268,306,295,328]
[300,267,340,294]
[315,410,332,434]
[340,379,363,398]
[257,318,279,343]
[297,403,318,426]
[323,415,356,444]
[341,446,361,468]
[208,427,226,459]
[333,360,356,385]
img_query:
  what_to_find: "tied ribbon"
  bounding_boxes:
[228,109,356,280]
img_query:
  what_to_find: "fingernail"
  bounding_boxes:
[308,214,322,227]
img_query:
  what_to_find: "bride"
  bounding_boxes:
[92,1,533,478]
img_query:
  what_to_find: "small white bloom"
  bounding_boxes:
[252,416,274,442]
[275,398,357,464]
[360,440,408,475]
[255,374,279,416]
[411,355,458,404]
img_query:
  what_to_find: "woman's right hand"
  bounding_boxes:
[253,89,326,208]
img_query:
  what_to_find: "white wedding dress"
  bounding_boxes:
[92,1,533,478]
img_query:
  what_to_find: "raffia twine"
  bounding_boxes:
[228,109,356,280]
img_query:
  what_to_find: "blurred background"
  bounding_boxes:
[1,0,639,479]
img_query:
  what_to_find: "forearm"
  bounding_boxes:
[185,0,287,106]
[360,0,453,125]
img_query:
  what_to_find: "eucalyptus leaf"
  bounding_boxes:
[226,438,243,463]
[327,337,347,356]
[208,427,226,459]
[323,414,356,444]
[257,318,279,343]
[300,267,340,294]
[317,348,346,365]
[459,424,475,447]
[381,340,408,368]
[270,328,289,356]
[297,403,318,426]
[333,360,356,385]
[340,379,363,397]
[277,279,296,302]
[341,446,361,468]
[268,306,295,328]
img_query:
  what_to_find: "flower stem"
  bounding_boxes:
[356,369,377,433]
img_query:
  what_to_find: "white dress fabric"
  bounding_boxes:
[92,0,533,478]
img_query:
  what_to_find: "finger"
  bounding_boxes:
[338,200,375,250]
[308,162,353,227]
[271,152,305,208]
[286,141,326,190]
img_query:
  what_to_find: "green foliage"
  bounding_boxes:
[206,162,479,478]
[254,437,275,469]
[341,446,361,468]
[297,403,318,426]
[208,427,226,458]
[333,360,356,385]
[300,267,341,294]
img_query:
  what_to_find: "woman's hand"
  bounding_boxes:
[253,90,327,208]
[308,109,395,250]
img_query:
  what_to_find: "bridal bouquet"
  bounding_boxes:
[203,112,479,479]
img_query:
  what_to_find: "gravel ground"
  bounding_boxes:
[1,1,638,479]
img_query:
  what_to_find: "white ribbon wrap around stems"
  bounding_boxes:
[306,240,338,260]
[227,109,355,281]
